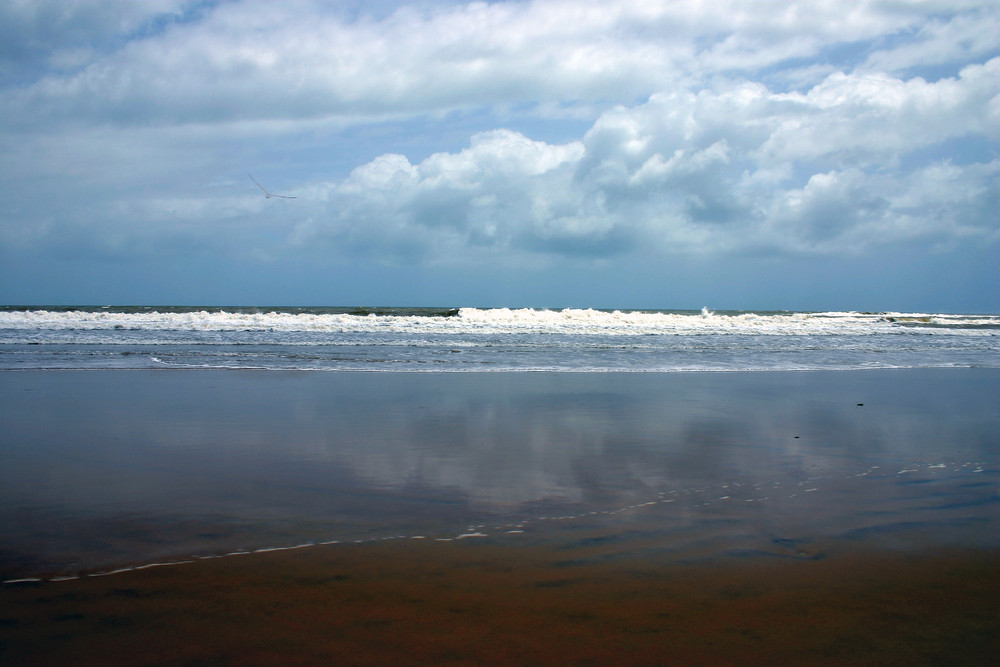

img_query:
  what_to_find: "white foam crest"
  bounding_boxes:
[1,308,996,337]
[454,308,998,336]
[456,307,808,334]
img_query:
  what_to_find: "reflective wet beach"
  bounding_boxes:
[2,369,998,579]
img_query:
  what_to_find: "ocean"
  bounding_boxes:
[1,306,997,372]
[1,305,998,583]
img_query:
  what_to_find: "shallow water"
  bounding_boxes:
[2,369,998,581]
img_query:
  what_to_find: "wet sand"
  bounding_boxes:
[3,537,999,666]
[2,368,999,664]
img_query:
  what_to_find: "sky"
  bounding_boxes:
[1,0,998,311]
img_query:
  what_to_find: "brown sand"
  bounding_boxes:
[3,537,998,666]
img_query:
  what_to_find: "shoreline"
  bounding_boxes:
[3,451,995,586]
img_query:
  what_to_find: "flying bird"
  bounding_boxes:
[250,174,297,199]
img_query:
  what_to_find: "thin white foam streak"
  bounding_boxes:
[4,460,990,587]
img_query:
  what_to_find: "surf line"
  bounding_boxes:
[1,460,978,586]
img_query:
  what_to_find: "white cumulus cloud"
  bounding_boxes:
[296,57,999,263]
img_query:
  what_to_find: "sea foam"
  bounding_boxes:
[1,306,995,336]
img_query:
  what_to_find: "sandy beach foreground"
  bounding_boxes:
[2,368,999,664]
[3,537,999,666]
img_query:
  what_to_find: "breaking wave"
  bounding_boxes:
[1,306,996,336]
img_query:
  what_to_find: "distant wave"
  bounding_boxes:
[1,306,996,336]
